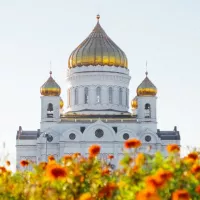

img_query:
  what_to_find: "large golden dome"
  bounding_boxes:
[40,71,61,96]
[68,15,128,68]
[137,72,157,96]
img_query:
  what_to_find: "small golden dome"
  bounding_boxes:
[137,72,157,96]
[68,15,128,68]
[40,71,61,96]
[131,96,138,109]
[60,98,64,109]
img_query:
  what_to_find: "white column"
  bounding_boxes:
[101,86,108,105]
[127,88,129,108]
[122,87,126,106]
[71,88,75,106]
[79,86,84,105]
[90,86,96,105]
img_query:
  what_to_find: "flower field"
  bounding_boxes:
[0,139,200,200]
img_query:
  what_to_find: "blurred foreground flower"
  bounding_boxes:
[88,145,101,157]
[124,138,141,149]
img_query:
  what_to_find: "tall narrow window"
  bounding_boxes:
[96,87,101,103]
[145,103,151,118]
[109,87,113,103]
[47,103,53,118]
[126,89,129,106]
[84,87,89,104]
[75,88,78,105]
[119,88,122,105]
[68,89,71,106]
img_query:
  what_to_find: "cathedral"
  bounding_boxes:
[16,15,180,170]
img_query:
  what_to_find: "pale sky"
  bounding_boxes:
[0,0,200,164]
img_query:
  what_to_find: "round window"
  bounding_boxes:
[69,133,76,140]
[123,133,129,140]
[47,135,53,142]
[95,129,104,138]
[145,135,151,142]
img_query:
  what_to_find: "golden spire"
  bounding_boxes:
[68,15,128,68]
[40,71,61,96]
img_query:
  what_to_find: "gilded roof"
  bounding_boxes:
[40,71,61,96]
[68,15,128,68]
[137,72,157,96]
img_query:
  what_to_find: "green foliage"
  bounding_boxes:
[0,143,200,200]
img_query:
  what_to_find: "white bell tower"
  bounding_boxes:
[132,72,157,123]
[40,71,62,130]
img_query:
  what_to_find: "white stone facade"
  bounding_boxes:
[16,65,180,170]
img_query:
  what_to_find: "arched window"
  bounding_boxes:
[119,88,122,105]
[109,87,113,103]
[84,87,89,104]
[68,88,71,106]
[96,87,101,103]
[47,103,53,118]
[144,103,151,118]
[75,87,78,105]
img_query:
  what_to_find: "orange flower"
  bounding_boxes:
[39,162,47,170]
[20,160,29,167]
[46,164,67,180]
[132,165,139,173]
[98,183,117,198]
[108,154,114,159]
[136,189,161,200]
[88,145,101,157]
[62,155,72,164]
[72,152,81,159]
[135,153,145,166]
[146,169,172,189]
[195,185,200,194]
[79,192,93,200]
[48,155,55,162]
[0,166,7,173]
[187,152,198,161]
[101,167,110,176]
[157,169,173,182]
[6,160,10,166]
[146,175,165,189]
[166,144,180,153]
[124,138,141,149]
[191,165,200,174]
[172,189,190,200]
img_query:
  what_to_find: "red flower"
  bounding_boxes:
[98,183,117,198]
[166,144,180,153]
[108,154,114,159]
[48,155,55,162]
[20,160,29,167]
[88,145,101,157]
[172,189,190,200]
[187,152,198,161]
[124,139,141,149]
[46,164,67,180]
[195,185,200,194]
